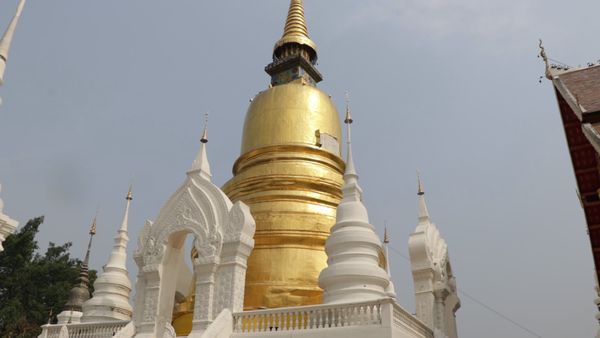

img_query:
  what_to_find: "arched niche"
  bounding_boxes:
[132,175,255,338]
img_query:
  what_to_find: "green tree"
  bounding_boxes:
[0,217,97,337]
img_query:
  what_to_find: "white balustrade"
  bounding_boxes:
[233,300,383,333]
[39,321,129,338]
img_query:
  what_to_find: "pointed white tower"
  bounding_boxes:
[318,95,392,304]
[0,0,26,86]
[188,113,211,181]
[82,188,133,322]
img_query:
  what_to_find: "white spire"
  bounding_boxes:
[188,113,212,180]
[82,188,133,322]
[344,92,357,178]
[383,226,397,298]
[0,0,26,86]
[319,99,392,304]
[417,171,430,225]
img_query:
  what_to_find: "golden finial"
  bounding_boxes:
[201,112,208,144]
[282,0,309,40]
[383,223,390,244]
[417,170,424,196]
[274,0,317,61]
[344,91,353,124]
[126,185,133,201]
[89,216,97,236]
[538,39,552,80]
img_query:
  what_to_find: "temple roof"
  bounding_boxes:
[553,65,600,118]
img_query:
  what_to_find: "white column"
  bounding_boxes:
[191,256,219,333]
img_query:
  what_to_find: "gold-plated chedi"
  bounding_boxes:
[225,0,344,310]
[173,1,344,334]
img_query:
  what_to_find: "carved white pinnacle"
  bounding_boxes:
[0,0,26,86]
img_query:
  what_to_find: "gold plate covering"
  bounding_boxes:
[223,81,344,309]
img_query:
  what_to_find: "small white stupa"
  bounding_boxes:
[82,188,134,322]
[319,96,393,304]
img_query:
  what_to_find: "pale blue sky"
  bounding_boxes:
[1,1,599,337]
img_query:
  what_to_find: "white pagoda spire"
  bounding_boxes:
[57,218,96,324]
[319,95,391,304]
[417,171,430,226]
[0,0,26,86]
[383,226,397,298]
[188,113,211,181]
[82,188,133,322]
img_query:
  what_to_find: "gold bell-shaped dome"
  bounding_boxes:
[223,0,345,310]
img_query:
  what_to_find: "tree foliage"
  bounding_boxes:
[0,217,97,337]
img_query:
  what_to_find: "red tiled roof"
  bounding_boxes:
[555,65,600,115]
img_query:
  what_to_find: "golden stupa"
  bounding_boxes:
[173,1,344,334]
[223,0,344,310]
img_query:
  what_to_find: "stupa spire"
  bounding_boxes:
[273,0,317,60]
[281,0,310,42]
[57,217,96,324]
[82,187,134,322]
[383,225,397,298]
[344,92,357,178]
[106,188,131,269]
[319,102,392,304]
[417,171,430,224]
[188,113,212,180]
[0,0,26,86]
[267,0,322,86]
[83,217,96,265]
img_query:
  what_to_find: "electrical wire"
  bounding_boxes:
[388,246,544,338]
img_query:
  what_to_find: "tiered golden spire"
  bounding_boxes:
[282,0,309,40]
[273,0,317,62]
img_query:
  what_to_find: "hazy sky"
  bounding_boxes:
[1,1,599,337]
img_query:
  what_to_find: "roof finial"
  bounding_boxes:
[416,172,431,224]
[273,0,317,63]
[84,216,96,266]
[344,91,357,177]
[60,216,95,317]
[383,223,390,244]
[538,39,553,80]
[121,186,132,232]
[0,0,26,86]
[417,170,424,196]
[201,112,208,144]
[188,113,212,180]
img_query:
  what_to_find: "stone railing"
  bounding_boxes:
[392,302,433,337]
[233,299,383,333]
[39,321,129,338]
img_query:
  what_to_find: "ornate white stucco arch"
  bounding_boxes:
[409,191,460,338]
[132,173,255,338]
